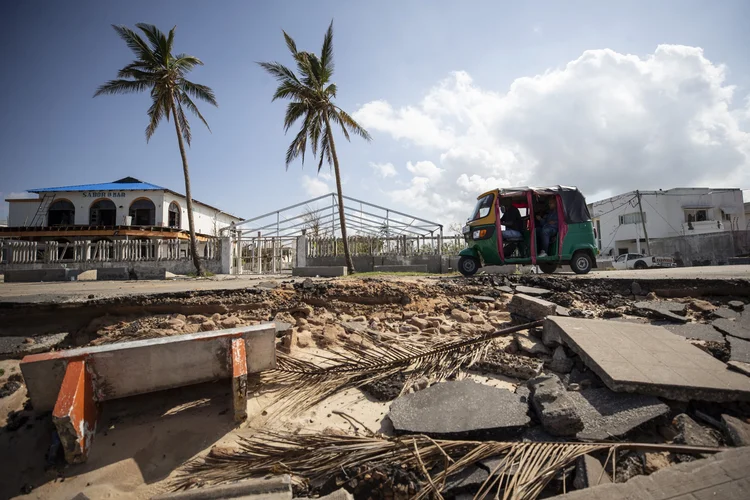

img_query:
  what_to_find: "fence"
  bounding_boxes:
[237,236,297,274]
[306,234,466,258]
[1,238,221,265]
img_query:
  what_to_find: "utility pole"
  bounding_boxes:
[635,190,651,255]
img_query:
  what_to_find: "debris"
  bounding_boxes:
[0,332,69,360]
[451,309,472,323]
[713,307,741,320]
[642,451,672,474]
[542,325,563,347]
[721,414,750,446]
[361,372,407,401]
[152,474,293,499]
[728,300,745,311]
[0,373,23,398]
[547,345,574,373]
[712,318,750,341]
[475,351,544,380]
[443,465,489,494]
[630,282,643,296]
[633,301,688,323]
[527,374,584,437]
[568,388,670,441]
[689,299,717,313]
[515,285,552,296]
[727,336,750,364]
[664,323,725,343]
[467,295,495,303]
[508,293,558,321]
[388,380,531,438]
[514,332,552,356]
[573,454,611,489]
[546,316,750,402]
[673,414,721,448]
[409,317,430,330]
[727,360,750,377]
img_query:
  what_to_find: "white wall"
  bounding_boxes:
[591,188,746,256]
[7,189,242,233]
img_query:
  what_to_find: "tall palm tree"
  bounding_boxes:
[94,23,217,275]
[259,20,371,274]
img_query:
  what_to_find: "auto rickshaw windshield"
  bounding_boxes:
[470,193,494,221]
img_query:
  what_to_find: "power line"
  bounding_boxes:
[592,196,638,217]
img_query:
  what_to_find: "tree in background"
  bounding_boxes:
[259,20,371,274]
[95,23,217,275]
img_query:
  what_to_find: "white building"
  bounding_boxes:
[589,188,746,257]
[4,177,241,235]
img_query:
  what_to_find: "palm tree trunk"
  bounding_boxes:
[324,115,355,274]
[171,99,204,276]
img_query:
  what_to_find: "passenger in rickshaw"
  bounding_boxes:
[535,197,558,257]
[500,198,525,257]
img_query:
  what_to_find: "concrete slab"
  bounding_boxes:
[713,307,741,320]
[712,318,750,341]
[372,265,428,273]
[664,323,725,343]
[515,285,552,296]
[545,316,750,402]
[528,374,583,437]
[21,324,277,411]
[727,360,750,377]
[727,335,750,364]
[508,293,558,321]
[387,380,530,438]
[0,332,68,360]
[96,267,129,281]
[292,266,347,277]
[152,475,292,499]
[443,466,489,494]
[132,266,167,280]
[4,268,76,283]
[573,454,611,490]
[568,388,669,440]
[634,301,688,323]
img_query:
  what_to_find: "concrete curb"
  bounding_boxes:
[151,475,292,499]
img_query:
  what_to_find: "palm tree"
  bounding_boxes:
[94,23,217,275]
[259,20,371,274]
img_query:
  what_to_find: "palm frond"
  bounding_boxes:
[283,101,309,132]
[94,79,150,97]
[174,431,608,499]
[335,107,372,141]
[145,94,168,141]
[180,79,217,107]
[175,100,192,146]
[136,23,168,63]
[261,321,542,417]
[285,123,308,167]
[179,90,211,132]
[111,25,156,64]
[173,55,204,74]
[319,20,335,81]
[258,61,301,85]
[283,30,298,55]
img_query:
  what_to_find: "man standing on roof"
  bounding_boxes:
[535,198,558,257]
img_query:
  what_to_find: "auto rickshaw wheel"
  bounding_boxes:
[539,262,557,274]
[458,256,480,277]
[570,251,593,274]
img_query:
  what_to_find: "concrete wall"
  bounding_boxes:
[591,188,746,256]
[8,189,241,232]
[307,254,456,273]
[0,258,222,276]
[649,230,750,266]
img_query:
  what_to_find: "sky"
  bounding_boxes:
[1,0,750,228]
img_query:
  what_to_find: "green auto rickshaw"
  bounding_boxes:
[458,186,598,276]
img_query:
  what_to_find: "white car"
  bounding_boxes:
[613,253,675,270]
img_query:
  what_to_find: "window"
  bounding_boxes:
[129,198,156,226]
[470,193,494,221]
[90,199,117,226]
[615,254,627,263]
[168,202,181,228]
[618,212,645,225]
[47,200,75,226]
[684,209,707,223]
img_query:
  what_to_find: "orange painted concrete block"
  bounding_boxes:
[231,338,248,422]
[52,359,99,464]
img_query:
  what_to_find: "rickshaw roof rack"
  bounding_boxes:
[495,185,582,196]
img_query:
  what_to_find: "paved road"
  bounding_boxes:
[1,265,748,304]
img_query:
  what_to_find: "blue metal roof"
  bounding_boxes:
[28,177,166,193]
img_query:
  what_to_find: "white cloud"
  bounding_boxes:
[369,162,397,178]
[300,175,331,198]
[354,45,750,225]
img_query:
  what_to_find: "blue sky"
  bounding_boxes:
[1,1,749,225]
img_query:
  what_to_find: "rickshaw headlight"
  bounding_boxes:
[472,229,487,239]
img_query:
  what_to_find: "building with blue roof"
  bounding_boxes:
[3,177,242,238]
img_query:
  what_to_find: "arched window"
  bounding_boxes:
[89,199,117,226]
[168,202,181,229]
[129,198,156,226]
[48,199,75,226]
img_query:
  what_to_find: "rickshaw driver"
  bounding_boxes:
[535,197,558,257]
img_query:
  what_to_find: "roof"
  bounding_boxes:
[479,185,581,198]
[28,177,165,193]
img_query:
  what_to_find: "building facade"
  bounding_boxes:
[589,188,746,257]
[4,177,241,237]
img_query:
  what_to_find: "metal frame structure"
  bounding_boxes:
[226,193,443,240]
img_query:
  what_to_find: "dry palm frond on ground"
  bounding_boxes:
[174,431,728,499]
[261,320,543,416]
